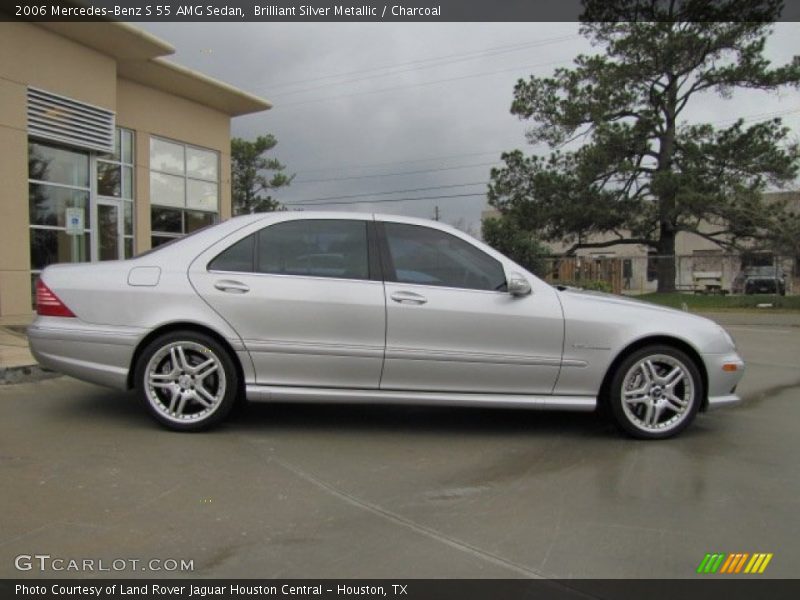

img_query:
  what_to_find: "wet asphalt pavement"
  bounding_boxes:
[1,312,798,579]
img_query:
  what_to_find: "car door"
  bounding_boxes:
[378,220,564,394]
[189,216,386,388]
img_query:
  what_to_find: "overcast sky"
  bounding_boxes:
[137,22,800,235]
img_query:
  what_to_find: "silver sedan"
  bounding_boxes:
[29,212,744,439]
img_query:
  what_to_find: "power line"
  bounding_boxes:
[291,161,501,184]
[258,34,579,94]
[285,181,487,205]
[288,192,486,208]
[273,58,569,109]
[268,36,579,98]
[290,148,516,175]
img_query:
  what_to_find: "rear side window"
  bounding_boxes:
[257,219,369,280]
[208,234,255,272]
[383,223,506,291]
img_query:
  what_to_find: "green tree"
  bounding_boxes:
[489,0,800,292]
[482,215,550,276]
[231,134,293,215]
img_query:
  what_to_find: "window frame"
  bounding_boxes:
[95,127,135,258]
[207,218,383,283]
[376,221,508,293]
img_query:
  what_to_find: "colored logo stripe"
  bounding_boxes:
[697,553,773,574]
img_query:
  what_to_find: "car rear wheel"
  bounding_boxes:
[135,331,239,431]
[608,345,702,440]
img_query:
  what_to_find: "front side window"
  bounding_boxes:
[150,137,219,248]
[383,223,506,291]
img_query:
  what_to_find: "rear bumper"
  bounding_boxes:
[702,351,745,411]
[28,317,143,390]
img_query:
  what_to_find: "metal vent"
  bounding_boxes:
[27,87,115,153]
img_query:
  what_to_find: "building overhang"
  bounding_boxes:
[118,57,272,116]
[37,22,271,117]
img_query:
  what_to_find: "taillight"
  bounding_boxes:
[35,279,76,317]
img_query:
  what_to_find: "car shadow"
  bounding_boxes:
[53,381,617,438]
[229,399,616,439]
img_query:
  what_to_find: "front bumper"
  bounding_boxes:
[702,351,745,411]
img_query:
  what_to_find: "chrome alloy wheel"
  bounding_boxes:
[144,341,227,424]
[620,354,695,434]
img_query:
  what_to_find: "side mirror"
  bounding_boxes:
[507,272,532,297]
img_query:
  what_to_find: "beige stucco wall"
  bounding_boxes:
[0,23,116,318]
[0,80,30,318]
[0,22,117,110]
[116,78,233,253]
[0,24,236,317]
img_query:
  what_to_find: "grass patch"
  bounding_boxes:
[635,292,800,311]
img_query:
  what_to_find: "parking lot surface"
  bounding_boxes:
[1,313,798,579]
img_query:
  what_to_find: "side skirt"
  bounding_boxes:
[245,385,596,411]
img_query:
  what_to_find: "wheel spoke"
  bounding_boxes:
[168,388,180,412]
[195,361,219,380]
[644,360,660,382]
[190,358,215,374]
[195,386,216,407]
[624,385,649,398]
[664,392,688,412]
[643,402,655,425]
[175,394,188,416]
[663,367,684,387]
[176,345,191,371]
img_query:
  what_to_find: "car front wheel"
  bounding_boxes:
[608,345,702,439]
[134,331,239,431]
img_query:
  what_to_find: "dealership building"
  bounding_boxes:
[0,21,271,318]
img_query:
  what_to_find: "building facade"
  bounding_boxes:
[0,22,271,318]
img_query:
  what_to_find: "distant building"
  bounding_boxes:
[0,22,271,318]
[481,191,799,294]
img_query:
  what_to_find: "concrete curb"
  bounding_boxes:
[0,364,60,385]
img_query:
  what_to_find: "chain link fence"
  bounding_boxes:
[541,253,797,296]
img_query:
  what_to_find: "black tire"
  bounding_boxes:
[134,330,239,432]
[608,345,703,440]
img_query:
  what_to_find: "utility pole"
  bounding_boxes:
[433,206,440,221]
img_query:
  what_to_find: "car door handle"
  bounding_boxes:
[214,280,250,294]
[390,291,427,305]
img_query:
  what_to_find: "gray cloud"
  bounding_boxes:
[137,21,800,234]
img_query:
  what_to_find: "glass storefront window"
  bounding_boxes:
[150,136,219,248]
[187,180,218,211]
[185,210,215,233]
[29,143,89,187]
[150,138,185,175]
[29,127,137,307]
[97,161,122,197]
[30,229,90,271]
[151,207,183,234]
[150,171,185,207]
[28,184,89,228]
[186,147,218,181]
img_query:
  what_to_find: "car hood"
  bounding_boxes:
[553,286,733,354]
[555,286,687,316]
